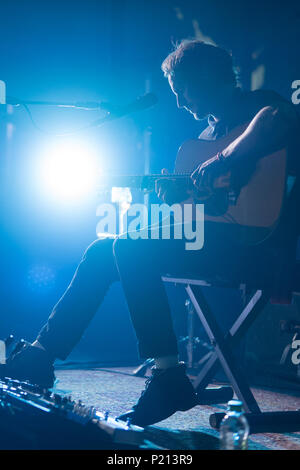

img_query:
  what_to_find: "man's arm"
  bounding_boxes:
[191,102,299,192]
[222,102,299,163]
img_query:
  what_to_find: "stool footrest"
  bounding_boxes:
[210,410,300,433]
[196,386,234,405]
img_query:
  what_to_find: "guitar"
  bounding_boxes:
[99,124,287,245]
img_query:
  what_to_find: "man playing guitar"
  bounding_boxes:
[3,40,300,427]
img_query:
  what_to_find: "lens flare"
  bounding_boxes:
[37,140,100,204]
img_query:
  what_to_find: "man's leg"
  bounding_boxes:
[37,237,119,359]
[5,237,119,387]
[113,225,232,363]
[113,236,201,425]
[112,223,250,426]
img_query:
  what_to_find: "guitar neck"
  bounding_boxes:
[99,173,190,191]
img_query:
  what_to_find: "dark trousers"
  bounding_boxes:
[37,222,275,360]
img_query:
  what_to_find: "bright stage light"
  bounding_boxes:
[37,140,100,204]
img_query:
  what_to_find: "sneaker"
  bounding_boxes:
[0,342,56,389]
[118,362,198,427]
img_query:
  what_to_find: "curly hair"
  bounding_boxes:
[161,39,238,86]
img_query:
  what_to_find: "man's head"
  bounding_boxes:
[161,39,237,120]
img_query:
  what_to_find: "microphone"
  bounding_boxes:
[86,92,158,129]
[98,92,158,118]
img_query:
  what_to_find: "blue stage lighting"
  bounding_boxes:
[36,140,100,204]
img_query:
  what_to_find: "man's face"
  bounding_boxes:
[168,74,220,120]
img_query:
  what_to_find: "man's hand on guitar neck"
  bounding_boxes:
[155,164,230,205]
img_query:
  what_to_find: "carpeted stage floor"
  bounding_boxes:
[54,366,300,450]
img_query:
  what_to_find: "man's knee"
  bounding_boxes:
[78,236,119,282]
[83,236,116,263]
[112,236,123,259]
[113,235,137,258]
[113,235,153,263]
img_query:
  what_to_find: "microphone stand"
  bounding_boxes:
[0,83,16,198]
[2,92,158,133]
[5,97,108,110]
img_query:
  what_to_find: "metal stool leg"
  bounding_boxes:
[186,285,261,414]
[193,289,270,392]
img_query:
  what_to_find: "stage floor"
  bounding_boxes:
[54,366,300,450]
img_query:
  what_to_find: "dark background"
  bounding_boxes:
[0,0,299,365]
